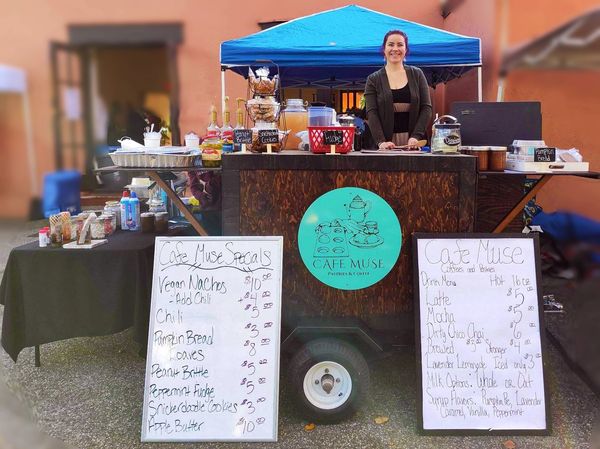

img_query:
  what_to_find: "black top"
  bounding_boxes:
[0,231,158,362]
[364,65,433,145]
[391,84,411,133]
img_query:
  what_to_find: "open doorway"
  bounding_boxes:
[51,23,182,192]
[91,45,171,191]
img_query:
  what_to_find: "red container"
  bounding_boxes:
[308,126,355,154]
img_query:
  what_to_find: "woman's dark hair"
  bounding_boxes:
[381,30,409,56]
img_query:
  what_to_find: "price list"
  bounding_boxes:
[235,270,278,436]
[141,237,283,442]
[415,236,548,433]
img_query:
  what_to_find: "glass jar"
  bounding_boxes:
[470,146,490,171]
[104,201,121,229]
[489,146,507,171]
[281,99,307,150]
[155,212,169,234]
[99,213,116,235]
[141,212,155,233]
[201,137,222,168]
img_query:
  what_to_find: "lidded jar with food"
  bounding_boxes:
[248,67,279,96]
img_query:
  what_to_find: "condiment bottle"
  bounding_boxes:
[221,96,234,141]
[234,97,246,152]
[127,192,141,231]
[120,191,130,230]
[207,104,220,138]
[39,227,48,247]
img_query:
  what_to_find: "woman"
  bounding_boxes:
[364,30,432,149]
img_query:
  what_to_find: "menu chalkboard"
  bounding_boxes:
[534,147,556,163]
[258,129,279,145]
[141,237,283,442]
[323,130,344,145]
[233,129,253,145]
[413,234,549,435]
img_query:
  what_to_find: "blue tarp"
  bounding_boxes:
[220,5,482,87]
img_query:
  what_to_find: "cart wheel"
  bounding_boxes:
[288,338,370,423]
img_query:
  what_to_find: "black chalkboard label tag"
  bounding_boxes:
[233,129,253,144]
[534,147,556,162]
[258,129,279,144]
[323,130,344,146]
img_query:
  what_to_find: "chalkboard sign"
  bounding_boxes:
[233,129,253,145]
[141,237,283,442]
[413,234,549,435]
[534,147,556,162]
[258,129,279,145]
[323,130,344,145]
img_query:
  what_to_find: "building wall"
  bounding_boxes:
[501,0,600,220]
[0,0,442,218]
[442,0,499,108]
[443,0,600,221]
[4,1,596,220]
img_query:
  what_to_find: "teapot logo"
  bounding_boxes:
[298,187,402,290]
[345,195,371,223]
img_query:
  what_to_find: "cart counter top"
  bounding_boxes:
[222,151,477,172]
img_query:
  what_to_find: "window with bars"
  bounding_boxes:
[340,91,364,113]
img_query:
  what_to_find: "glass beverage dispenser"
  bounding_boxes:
[281,99,307,150]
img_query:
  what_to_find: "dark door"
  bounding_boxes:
[50,42,95,188]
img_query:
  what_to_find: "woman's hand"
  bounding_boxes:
[378,141,395,150]
[407,137,420,148]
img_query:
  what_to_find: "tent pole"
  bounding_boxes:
[477,67,483,102]
[221,68,226,119]
[22,88,38,195]
[497,76,506,102]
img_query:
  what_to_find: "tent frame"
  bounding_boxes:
[221,64,482,113]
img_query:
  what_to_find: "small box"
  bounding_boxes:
[308,126,355,154]
[43,170,81,218]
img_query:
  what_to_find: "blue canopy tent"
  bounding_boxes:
[220,5,482,101]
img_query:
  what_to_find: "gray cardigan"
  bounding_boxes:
[364,65,432,146]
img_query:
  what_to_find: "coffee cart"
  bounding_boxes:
[222,151,477,421]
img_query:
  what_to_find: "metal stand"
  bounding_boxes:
[147,171,209,236]
[492,175,551,233]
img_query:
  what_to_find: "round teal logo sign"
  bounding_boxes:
[298,187,402,290]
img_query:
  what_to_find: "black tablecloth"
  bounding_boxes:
[0,231,157,362]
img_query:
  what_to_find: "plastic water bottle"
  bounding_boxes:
[120,191,130,230]
[128,191,141,231]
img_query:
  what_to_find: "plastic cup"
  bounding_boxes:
[185,136,200,148]
[144,132,162,148]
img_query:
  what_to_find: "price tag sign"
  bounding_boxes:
[323,130,344,146]
[534,147,556,163]
[258,129,279,145]
[233,129,253,145]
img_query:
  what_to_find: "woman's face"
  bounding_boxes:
[384,34,406,63]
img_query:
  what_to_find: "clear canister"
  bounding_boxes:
[281,99,307,150]
[431,115,461,153]
[104,201,121,229]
